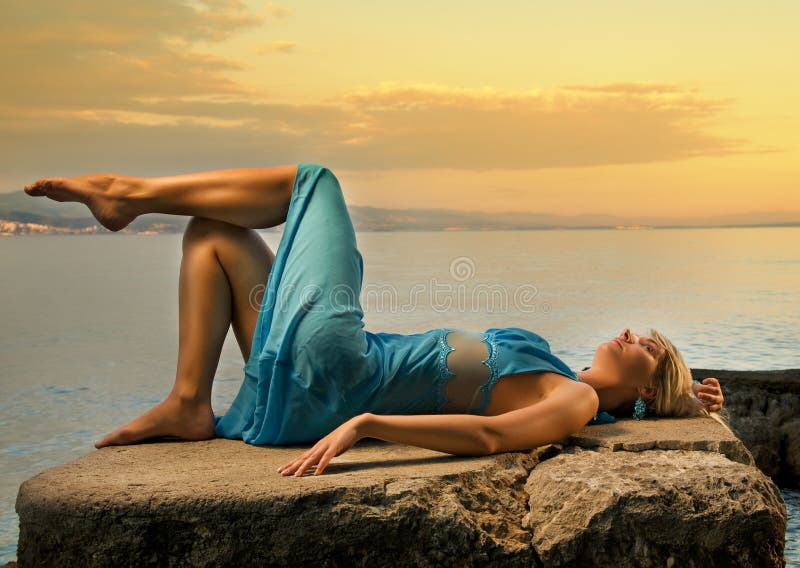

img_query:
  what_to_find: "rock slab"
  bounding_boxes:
[693,368,800,488]
[15,416,787,567]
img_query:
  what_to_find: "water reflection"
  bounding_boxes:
[1,228,798,563]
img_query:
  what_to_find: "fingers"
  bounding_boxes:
[291,461,311,477]
[697,387,720,398]
[697,391,723,413]
[697,378,722,397]
[277,450,336,477]
[278,459,310,476]
[315,450,336,476]
[278,446,327,477]
[698,392,720,403]
[278,454,313,476]
[277,449,311,476]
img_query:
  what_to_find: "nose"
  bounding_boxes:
[620,328,638,343]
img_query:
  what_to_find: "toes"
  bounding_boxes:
[24,182,43,195]
[95,433,118,448]
[94,427,138,449]
[41,178,66,193]
[26,180,52,195]
[24,178,65,195]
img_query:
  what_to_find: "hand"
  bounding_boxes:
[693,377,724,412]
[277,413,369,477]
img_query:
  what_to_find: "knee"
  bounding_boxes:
[182,216,243,251]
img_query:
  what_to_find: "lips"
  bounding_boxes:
[612,338,623,349]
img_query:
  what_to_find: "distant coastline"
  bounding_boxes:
[2,218,799,236]
[2,190,798,235]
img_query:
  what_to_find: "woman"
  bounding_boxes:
[24,163,727,477]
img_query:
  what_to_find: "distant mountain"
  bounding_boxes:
[347,205,800,230]
[0,191,194,233]
[1,190,798,233]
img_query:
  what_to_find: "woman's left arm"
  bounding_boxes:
[278,413,494,477]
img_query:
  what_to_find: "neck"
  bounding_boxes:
[576,367,638,414]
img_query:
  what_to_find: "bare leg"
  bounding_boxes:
[94,217,275,448]
[23,164,299,231]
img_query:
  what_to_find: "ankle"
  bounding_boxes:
[110,175,149,211]
[169,388,212,408]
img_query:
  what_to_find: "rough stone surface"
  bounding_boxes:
[524,447,785,567]
[565,411,755,466]
[693,368,800,487]
[15,415,787,567]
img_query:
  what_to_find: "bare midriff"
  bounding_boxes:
[441,330,573,416]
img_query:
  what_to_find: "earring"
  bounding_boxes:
[633,396,647,420]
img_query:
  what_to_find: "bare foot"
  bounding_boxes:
[94,395,216,449]
[23,174,139,232]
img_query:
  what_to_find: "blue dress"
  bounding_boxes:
[213,163,611,445]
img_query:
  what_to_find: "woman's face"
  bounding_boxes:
[594,328,665,388]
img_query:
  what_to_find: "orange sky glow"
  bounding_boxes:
[0,1,797,220]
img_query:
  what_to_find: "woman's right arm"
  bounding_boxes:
[693,377,725,411]
[360,413,495,456]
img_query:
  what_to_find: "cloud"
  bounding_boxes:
[256,40,299,55]
[0,0,263,110]
[0,79,774,181]
[322,81,776,170]
[560,82,691,95]
[266,2,290,18]
[0,1,778,183]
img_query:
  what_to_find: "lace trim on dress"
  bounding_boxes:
[434,328,456,412]
[472,330,500,415]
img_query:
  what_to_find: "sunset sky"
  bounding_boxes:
[1,0,797,219]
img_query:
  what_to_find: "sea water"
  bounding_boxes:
[1,227,798,564]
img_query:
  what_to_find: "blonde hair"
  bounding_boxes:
[645,328,733,432]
